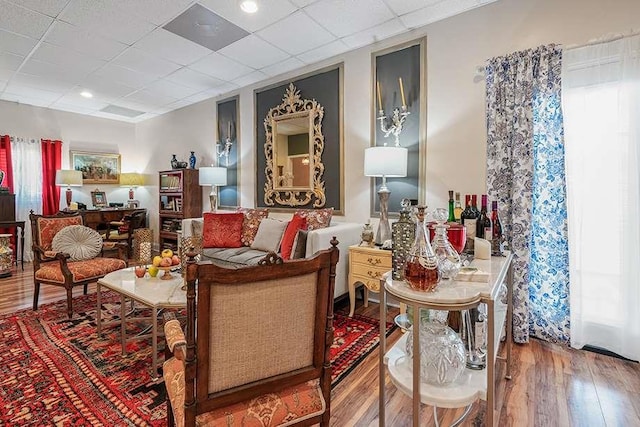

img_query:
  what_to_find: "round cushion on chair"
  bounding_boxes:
[52,225,103,261]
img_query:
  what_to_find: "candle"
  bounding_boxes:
[227,121,231,138]
[399,77,406,108]
[376,81,383,110]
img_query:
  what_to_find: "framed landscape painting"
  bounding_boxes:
[71,151,121,184]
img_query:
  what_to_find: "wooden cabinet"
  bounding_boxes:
[158,169,202,251]
[347,245,392,317]
[0,194,16,221]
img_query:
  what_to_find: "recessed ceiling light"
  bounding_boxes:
[80,91,93,98]
[240,0,258,13]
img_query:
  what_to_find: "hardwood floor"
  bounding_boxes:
[2,263,639,426]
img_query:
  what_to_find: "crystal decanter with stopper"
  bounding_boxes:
[431,207,462,280]
[404,206,440,291]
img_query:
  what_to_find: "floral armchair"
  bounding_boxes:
[29,210,128,318]
[163,239,339,427]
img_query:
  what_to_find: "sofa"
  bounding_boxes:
[179,209,361,299]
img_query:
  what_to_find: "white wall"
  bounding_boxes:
[4,0,639,242]
[0,100,145,210]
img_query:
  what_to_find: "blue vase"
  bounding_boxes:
[189,151,196,169]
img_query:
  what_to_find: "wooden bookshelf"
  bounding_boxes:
[158,169,202,251]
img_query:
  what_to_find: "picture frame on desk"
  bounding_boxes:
[71,151,120,184]
[91,190,107,208]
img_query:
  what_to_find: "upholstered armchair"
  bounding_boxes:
[29,211,128,318]
[163,239,339,427]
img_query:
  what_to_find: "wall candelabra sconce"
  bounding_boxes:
[376,78,410,147]
[216,121,234,167]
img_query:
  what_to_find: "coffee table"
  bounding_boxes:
[96,267,186,380]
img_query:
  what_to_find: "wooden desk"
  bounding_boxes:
[0,220,25,270]
[71,208,147,230]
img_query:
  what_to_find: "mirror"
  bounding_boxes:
[264,83,326,207]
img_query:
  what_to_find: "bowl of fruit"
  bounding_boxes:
[152,249,181,280]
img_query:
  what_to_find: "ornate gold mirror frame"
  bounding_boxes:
[263,83,326,207]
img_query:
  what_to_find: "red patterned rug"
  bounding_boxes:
[0,291,394,426]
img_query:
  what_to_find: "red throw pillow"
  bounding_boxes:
[203,212,244,248]
[280,214,308,260]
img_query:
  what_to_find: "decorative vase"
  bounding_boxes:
[360,221,374,246]
[405,309,466,386]
[403,206,440,291]
[0,233,13,278]
[392,198,415,280]
[170,154,178,169]
[430,207,462,280]
[189,151,196,169]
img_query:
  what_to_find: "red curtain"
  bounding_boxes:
[41,139,62,215]
[0,135,14,192]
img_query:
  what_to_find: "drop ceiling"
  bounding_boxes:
[0,0,496,123]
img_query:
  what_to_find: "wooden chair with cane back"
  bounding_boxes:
[162,238,339,427]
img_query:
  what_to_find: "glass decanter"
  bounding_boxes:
[403,206,440,291]
[431,207,462,280]
[405,309,466,386]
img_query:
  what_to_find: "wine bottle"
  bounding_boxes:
[471,194,480,218]
[476,194,492,239]
[453,192,463,223]
[491,200,504,255]
[447,190,456,222]
[460,195,478,254]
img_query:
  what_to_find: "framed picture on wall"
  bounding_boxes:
[71,151,121,184]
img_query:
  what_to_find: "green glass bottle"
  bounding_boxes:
[447,190,456,223]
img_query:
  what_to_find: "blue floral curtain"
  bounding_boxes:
[485,44,570,344]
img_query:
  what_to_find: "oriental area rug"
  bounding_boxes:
[0,291,395,426]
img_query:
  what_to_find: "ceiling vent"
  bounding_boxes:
[100,105,146,118]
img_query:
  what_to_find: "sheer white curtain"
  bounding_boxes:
[562,35,640,361]
[11,137,42,262]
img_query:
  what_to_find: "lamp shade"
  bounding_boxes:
[55,170,83,186]
[199,167,227,186]
[120,172,144,187]
[364,146,408,177]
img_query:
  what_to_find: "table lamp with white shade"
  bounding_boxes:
[119,172,144,206]
[364,146,408,245]
[55,169,83,208]
[199,166,227,212]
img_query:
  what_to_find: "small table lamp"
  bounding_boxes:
[120,172,144,206]
[199,166,227,211]
[55,169,83,208]
[364,146,408,245]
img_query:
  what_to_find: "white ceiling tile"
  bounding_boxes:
[218,35,289,70]
[208,82,238,96]
[0,51,24,71]
[232,70,267,87]
[52,93,109,109]
[0,69,13,80]
[123,88,177,108]
[181,91,216,104]
[133,28,212,66]
[93,64,158,89]
[0,29,38,56]
[1,92,52,107]
[260,57,304,77]
[9,0,71,17]
[108,0,192,26]
[58,0,157,45]
[189,52,253,81]
[142,79,202,99]
[50,102,99,114]
[78,74,137,99]
[384,0,443,16]
[400,0,495,29]
[256,11,335,55]
[45,21,128,61]
[305,0,394,37]
[165,68,225,91]
[113,48,182,78]
[342,18,406,49]
[4,83,62,103]
[21,58,91,82]
[290,0,318,6]
[0,0,54,39]
[199,0,297,32]
[12,71,76,92]
[297,39,349,64]
[30,42,106,74]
